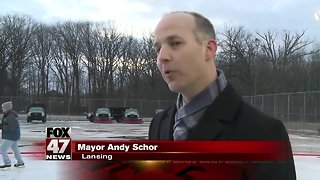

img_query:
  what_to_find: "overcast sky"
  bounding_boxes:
[1,0,319,41]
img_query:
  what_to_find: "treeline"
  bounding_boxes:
[217,26,320,96]
[0,14,319,102]
[0,14,173,103]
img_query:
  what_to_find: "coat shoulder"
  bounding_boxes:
[148,105,175,140]
[235,101,289,140]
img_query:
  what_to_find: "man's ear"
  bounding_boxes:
[205,39,217,61]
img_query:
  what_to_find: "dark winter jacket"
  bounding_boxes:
[1,110,20,141]
[149,83,296,180]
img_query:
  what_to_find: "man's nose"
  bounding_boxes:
[157,46,170,62]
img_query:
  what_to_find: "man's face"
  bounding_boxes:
[153,13,208,95]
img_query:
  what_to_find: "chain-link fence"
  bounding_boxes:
[0,96,175,117]
[243,91,320,123]
[2,91,320,123]
[243,91,320,135]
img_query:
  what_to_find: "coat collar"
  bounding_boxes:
[158,105,176,140]
[159,83,243,140]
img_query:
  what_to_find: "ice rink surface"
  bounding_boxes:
[0,119,319,180]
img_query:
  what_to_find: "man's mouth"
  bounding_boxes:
[164,70,171,75]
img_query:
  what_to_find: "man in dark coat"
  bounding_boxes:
[149,11,296,179]
[0,101,24,168]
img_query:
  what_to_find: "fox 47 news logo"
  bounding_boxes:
[46,127,72,160]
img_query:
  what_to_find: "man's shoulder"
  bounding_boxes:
[221,83,285,129]
[239,102,288,137]
[241,102,278,122]
[152,105,175,122]
[149,105,176,140]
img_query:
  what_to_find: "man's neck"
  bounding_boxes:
[182,68,217,104]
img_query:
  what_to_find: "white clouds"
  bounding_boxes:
[116,18,159,38]
[32,0,152,22]
[0,0,319,40]
[1,0,157,37]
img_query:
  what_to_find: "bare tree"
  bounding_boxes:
[31,23,53,95]
[59,21,84,102]
[122,36,146,98]
[256,30,313,92]
[218,26,260,95]
[0,18,11,95]
[97,24,124,98]
[0,15,35,95]
[79,22,100,97]
[307,44,320,91]
[50,24,71,96]
[2,13,320,114]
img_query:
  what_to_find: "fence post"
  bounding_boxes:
[287,94,290,122]
[274,95,276,118]
[88,97,91,112]
[140,100,143,116]
[261,95,264,112]
[303,93,306,123]
[315,107,317,123]
[300,107,303,123]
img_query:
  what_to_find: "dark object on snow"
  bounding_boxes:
[87,107,113,123]
[109,107,129,122]
[119,108,143,124]
[26,103,47,123]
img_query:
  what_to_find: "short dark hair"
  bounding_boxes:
[168,11,216,43]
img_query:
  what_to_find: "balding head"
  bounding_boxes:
[164,11,216,43]
[153,11,218,102]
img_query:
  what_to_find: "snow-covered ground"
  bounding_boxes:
[0,119,319,180]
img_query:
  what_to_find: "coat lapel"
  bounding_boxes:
[159,105,176,140]
[187,83,243,140]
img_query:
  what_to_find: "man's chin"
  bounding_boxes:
[167,83,181,93]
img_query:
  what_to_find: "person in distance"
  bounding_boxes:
[0,101,25,169]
